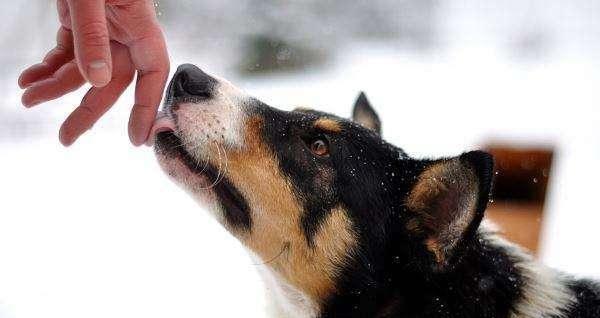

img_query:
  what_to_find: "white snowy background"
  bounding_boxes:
[1,1,600,317]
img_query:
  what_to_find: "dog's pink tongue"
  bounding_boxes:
[146,112,176,146]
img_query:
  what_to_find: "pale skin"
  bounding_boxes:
[18,0,170,146]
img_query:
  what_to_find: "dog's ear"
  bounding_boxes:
[352,92,381,134]
[406,151,494,271]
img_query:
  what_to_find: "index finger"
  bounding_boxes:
[128,34,169,146]
[67,0,112,87]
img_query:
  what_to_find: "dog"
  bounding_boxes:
[150,64,600,317]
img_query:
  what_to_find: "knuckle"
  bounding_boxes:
[53,45,69,56]
[156,61,170,75]
[134,103,152,111]
[78,104,96,117]
[78,21,109,47]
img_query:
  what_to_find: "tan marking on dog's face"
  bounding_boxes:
[314,118,342,133]
[223,116,357,302]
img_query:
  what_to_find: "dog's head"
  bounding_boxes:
[151,64,494,311]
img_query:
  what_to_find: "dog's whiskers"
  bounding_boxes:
[212,142,229,187]
[201,141,226,190]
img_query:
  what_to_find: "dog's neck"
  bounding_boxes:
[262,229,575,318]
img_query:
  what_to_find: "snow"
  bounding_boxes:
[0,132,267,318]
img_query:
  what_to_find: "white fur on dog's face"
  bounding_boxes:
[175,77,248,161]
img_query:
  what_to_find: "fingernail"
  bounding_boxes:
[87,60,111,87]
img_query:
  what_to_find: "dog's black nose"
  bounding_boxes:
[168,64,217,99]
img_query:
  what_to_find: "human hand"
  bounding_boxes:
[18,0,169,146]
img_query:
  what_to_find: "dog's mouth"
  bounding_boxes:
[151,115,250,225]
[150,111,217,181]
[153,127,221,183]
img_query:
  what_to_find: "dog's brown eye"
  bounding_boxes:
[310,139,329,156]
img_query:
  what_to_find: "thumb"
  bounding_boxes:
[67,0,112,87]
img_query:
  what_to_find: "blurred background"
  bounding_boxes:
[1,1,600,317]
